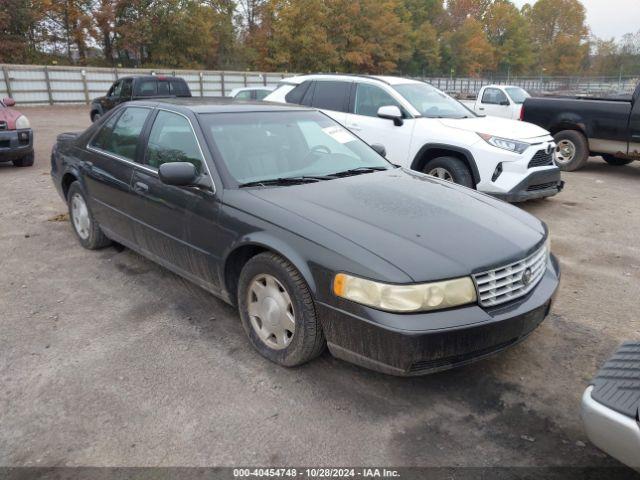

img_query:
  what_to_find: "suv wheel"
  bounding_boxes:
[13,152,34,167]
[424,156,474,188]
[553,130,589,171]
[237,252,325,367]
[602,154,633,166]
[67,182,111,250]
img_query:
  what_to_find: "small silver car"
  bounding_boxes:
[582,341,640,471]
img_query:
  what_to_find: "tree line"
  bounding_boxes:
[1,0,639,77]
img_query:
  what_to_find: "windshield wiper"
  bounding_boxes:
[239,175,332,188]
[329,166,389,178]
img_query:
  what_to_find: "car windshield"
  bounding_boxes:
[199,111,391,186]
[393,83,474,119]
[505,87,530,104]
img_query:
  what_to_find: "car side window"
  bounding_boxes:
[353,83,401,117]
[146,110,203,173]
[255,90,270,101]
[91,107,150,160]
[121,79,133,99]
[111,81,122,98]
[311,81,350,112]
[285,81,312,104]
[482,88,507,105]
[235,90,252,100]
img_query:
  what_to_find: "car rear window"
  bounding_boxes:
[134,78,191,97]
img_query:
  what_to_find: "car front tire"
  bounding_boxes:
[553,130,589,171]
[67,181,111,250]
[237,252,325,367]
[13,152,34,167]
[424,156,474,188]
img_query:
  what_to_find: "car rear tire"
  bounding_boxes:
[602,154,633,166]
[237,252,325,367]
[13,152,34,167]
[553,130,589,171]
[67,181,111,250]
[424,156,474,188]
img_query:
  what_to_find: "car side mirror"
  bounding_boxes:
[3,97,16,107]
[500,100,510,106]
[159,162,199,187]
[377,105,404,126]
[371,144,386,157]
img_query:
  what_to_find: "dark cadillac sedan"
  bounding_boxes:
[51,99,560,376]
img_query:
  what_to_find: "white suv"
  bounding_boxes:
[265,74,563,202]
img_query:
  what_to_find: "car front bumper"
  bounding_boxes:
[582,386,640,470]
[318,255,560,376]
[0,128,33,161]
[491,167,564,203]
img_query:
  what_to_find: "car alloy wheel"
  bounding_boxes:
[555,140,576,165]
[428,167,454,182]
[247,273,296,350]
[71,192,91,240]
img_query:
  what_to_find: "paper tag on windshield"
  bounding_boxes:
[323,126,356,144]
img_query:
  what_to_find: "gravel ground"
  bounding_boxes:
[1,106,639,474]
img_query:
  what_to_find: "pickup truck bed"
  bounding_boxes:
[522,83,640,171]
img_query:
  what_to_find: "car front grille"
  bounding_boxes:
[0,121,7,131]
[527,182,558,192]
[528,149,554,168]
[473,243,548,307]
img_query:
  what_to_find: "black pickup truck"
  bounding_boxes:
[90,75,191,122]
[522,82,640,171]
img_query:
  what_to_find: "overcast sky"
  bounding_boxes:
[510,0,639,40]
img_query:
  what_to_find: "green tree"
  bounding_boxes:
[0,0,44,63]
[525,0,589,75]
[484,0,532,75]
[442,17,494,76]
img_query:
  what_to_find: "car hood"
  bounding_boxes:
[246,169,546,282]
[0,106,24,130]
[435,116,550,140]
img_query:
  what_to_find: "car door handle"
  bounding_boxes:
[133,181,149,193]
[479,107,485,111]
[349,124,362,131]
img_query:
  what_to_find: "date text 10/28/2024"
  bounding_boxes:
[233,468,400,478]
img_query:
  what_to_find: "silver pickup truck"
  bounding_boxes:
[582,341,640,471]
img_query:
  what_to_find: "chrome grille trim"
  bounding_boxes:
[473,244,548,307]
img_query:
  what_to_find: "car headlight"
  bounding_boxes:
[478,133,529,154]
[15,115,31,129]
[333,273,477,313]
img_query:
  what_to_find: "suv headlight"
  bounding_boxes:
[333,273,477,313]
[15,115,31,129]
[478,133,529,154]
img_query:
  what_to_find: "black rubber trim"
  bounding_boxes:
[590,342,640,420]
[410,143,482,185]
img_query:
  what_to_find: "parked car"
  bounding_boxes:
[582,341,640,471]
[89,75,191,122]
[230,86,275,101]
[265,75,562,202]
[0,97,34,167]
[522,82,640,171]
[50,99,559,375]
[463,85,531,120]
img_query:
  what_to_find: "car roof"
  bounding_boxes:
[127,97,315,114]
[118,75,186,81]
[281,73,424,86]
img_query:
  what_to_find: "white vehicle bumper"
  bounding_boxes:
[582,386,640,470]
[474,137,563,202]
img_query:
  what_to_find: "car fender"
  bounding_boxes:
[410,143,482,185]
[221,232,319,299]
[548,112,587,136]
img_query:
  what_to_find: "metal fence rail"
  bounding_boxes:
[1,64,638,105]
[0,64,296,105]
